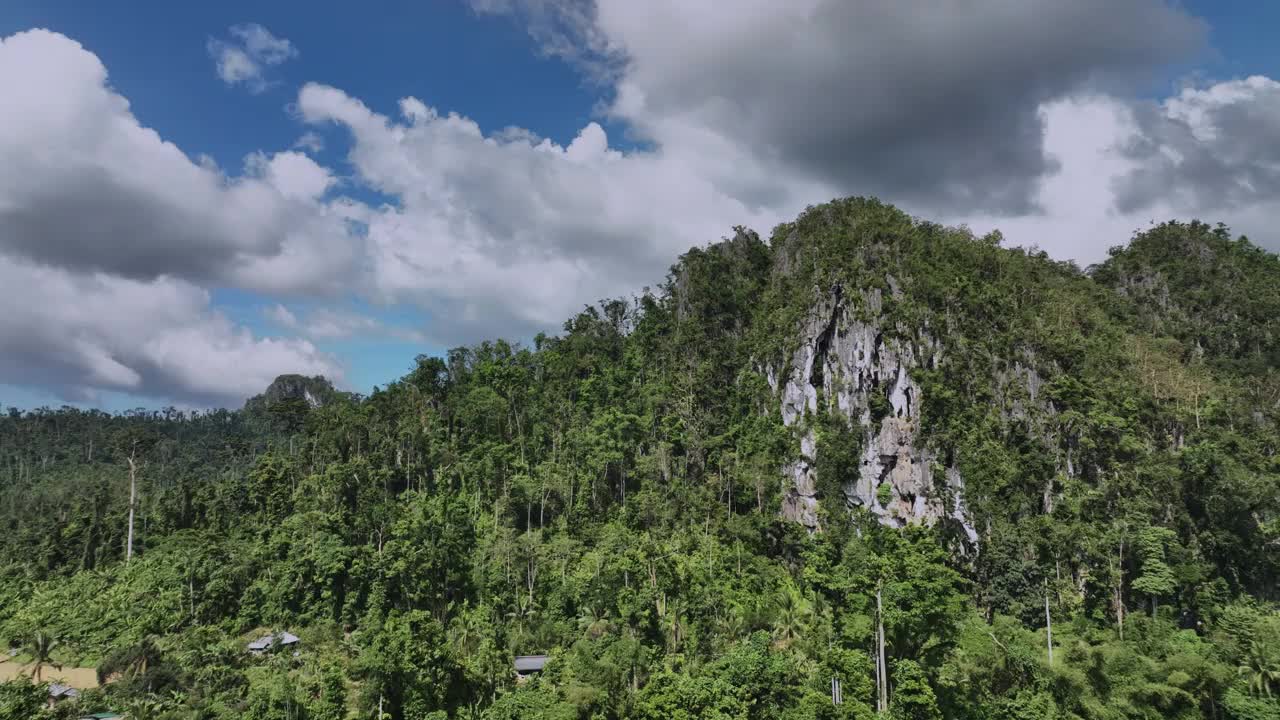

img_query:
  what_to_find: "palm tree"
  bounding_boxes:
[97,634,164,688]
[506,593,540,650]
[715,605,746,647]
[125,696,166,720]
[449,609,484,663]
[23,631,60,683]
[577,604,610,638]
[771,589,809,649]
[1238,637,1280,698]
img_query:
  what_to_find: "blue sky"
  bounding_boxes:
[1,0,594,410]
[2,0,603,158]
[2,1,1279,412]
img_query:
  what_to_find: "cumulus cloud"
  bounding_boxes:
[958,82,1280,263]
[6,10,1280,408]
[208,23,298,93]
[477,0,1206,216]
[0,257,341,406]
[1114,76,1280,215]
[0,30,359,294]
[953,96,1150,266]
[0,30,347,406]
[297,82,799,342]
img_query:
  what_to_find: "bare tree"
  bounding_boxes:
[126,443,139,563]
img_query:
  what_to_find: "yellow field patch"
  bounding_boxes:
[0,659,99,689]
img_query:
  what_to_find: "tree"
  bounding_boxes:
[1237,617,1280,699]
[97,635,175,694]
[22,631,60,683]
[890,659,941,720]
[771,584,810,649]
[308,664,348,720]
[116,428,157,563]
[1132,526,1178,617]
[0,677,51,720]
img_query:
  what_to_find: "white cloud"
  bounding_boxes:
[954,96,1147,267]
[475,1,1280,257]
[266,303,300,330]
[0,256,341,406]
[297,82,795,342]
[960,83,1280,262]
[208,23,297,93]
[0,29,347,406]
[293,131,325,154]
[0,29,359,295]
[1114,75,1280,217]
[5,14,1280,408]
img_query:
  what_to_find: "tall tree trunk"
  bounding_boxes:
[126,454,138,563]
[1044,584,1054,665]
[1116,539,1125,640]
[876,583,888,714]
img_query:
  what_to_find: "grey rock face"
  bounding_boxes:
[244,374,336,413]
[769,284,976,543]
[993,355,1077,513]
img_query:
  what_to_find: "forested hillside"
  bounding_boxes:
[1,198,1277,720]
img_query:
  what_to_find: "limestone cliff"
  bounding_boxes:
[766,281,976,543]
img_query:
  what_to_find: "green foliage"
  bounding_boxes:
[0,677,51,720]
[0,199,1277,719]
[891,659,941,720]
[1132,526,1178,615]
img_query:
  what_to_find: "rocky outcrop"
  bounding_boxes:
[768,282,977,543]
[244,374,337,413]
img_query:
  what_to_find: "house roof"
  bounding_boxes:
[80,714,123,719]
[49,683,80,698]
[514,655,548,673]
[248,631,300,650]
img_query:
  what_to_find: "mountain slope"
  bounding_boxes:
[0,198,1276,720]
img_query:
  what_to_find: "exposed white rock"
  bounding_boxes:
[773,284,978,543]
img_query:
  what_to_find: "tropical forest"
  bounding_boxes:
[1,198,1277,720]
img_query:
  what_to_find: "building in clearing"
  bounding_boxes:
[78,713,124,720]
[247,631,300,654]
[513,655,548,682]
[48,683,80,705]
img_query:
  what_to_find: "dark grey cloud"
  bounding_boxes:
[475,0,1207,216]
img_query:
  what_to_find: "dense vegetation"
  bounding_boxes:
[1,198,1277,720]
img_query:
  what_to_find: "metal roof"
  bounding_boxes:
[49,683,80,698]
[514,655,548,673]
[248,631,300,650]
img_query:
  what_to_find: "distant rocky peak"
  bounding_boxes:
[245,374,335,412]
